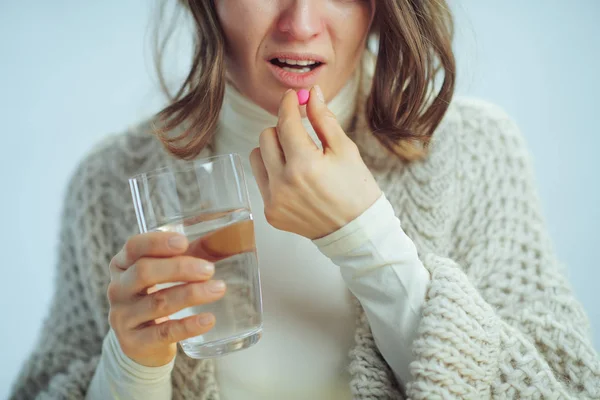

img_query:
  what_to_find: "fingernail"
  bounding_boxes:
[207,280,226,293]
[168,235,187,250]
[314,85,325,103]
[196,262,214,276]
[198,314,215,326]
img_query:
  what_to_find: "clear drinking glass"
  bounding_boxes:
[128,153,263,358]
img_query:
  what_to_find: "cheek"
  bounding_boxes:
[216,3,247,50]
[216,0,273,63]
[333,9,373,59]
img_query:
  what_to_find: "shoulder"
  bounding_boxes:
[444,97,529,160]
[72,119,165,182]
[435,98,542,220]
[64,119,167,210]
[426,97,533,181]
[423,97,538,208]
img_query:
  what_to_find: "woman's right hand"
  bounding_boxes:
[107,232,226,367]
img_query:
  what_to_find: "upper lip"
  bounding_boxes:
[266,52,326,64]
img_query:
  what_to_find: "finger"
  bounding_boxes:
[111,232,189,271]
[120,256,215,294]
[258,127,285,176]
[126,280,226,328]
[135,313,216,346]
[306,85,348,152]
[249,147,270,202]
[276,89,318,157]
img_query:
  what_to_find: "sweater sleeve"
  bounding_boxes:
[406,101,600,399]
[9,156,118,399]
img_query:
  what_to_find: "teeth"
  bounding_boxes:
[282,66,312,74]
[276,58,318,66]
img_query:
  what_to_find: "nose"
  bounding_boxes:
[277,0,324,41]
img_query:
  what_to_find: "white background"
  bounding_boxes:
[1,1,598,396]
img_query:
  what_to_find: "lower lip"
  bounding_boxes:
[266,61,324,88]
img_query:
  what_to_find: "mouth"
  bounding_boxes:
[266,54,326,88]
[268,58,324,74]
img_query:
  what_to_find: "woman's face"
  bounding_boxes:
[215,0,374,115]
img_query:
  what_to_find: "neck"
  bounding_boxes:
[217,67,361,153]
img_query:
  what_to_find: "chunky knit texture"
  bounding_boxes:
[10,76,600,398]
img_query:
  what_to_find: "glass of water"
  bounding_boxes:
[128,153,263,358]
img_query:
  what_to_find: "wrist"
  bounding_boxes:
[313,191,389,257]
[106,329,176,382]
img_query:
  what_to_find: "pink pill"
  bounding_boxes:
[297,89,310,105]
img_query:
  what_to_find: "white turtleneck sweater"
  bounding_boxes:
[87,70,430,399]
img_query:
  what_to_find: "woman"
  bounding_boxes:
[10,0,600,399]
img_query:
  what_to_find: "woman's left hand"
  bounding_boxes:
[249,86,382,240]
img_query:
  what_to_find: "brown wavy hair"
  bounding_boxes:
[154,0,455,162]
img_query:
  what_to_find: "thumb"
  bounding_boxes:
[305,85,348,152]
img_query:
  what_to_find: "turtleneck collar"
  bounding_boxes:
[216,65,361,155]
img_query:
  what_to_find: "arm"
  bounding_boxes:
[9,154,174,400]
[407,102,600,399]
[9,161,110,399]
[313,193,430,387]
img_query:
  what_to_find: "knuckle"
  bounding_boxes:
[259,128,276,145]
[109,255,119,271]
[181,319,195,336]
[185,283,204,303]
[283,167,303,185]
[149,233,166,251]
[176,257,194,278]
[106,282,120,303]
[133,259,152,286]
[156,322,173,343]
[261,126,277,136]
[149,291,169,314]
[264,207,279,226]
[124,239,138,262]
[249,147,261,162]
